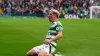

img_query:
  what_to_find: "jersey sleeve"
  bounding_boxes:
[56,25,63,32]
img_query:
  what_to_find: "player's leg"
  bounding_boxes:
[27,48,38,56]
[27,45,44,56]
[38,52,63,56]
[38,44,55,56]
[38,50,64,56]
[38,50,52,56]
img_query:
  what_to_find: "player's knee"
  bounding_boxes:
[38,50,52,56]
[27,52,33,56]
[27,49,37,56]
[38,54,52,56]
[26,52,29,56]
[38,54,42,56]
[38,53,46,56]
[38,51,46,56]
[27,52,38,56]
[38,52,44,56]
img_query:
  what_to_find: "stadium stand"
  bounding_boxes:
[0,0,99,18]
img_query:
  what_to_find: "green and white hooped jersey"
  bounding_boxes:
[46,20,63,48]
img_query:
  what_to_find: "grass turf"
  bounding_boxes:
[0,18,100,56]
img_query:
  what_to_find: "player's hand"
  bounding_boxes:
[44,39,51,45]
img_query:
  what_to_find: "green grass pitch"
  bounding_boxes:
[0,18,100,56]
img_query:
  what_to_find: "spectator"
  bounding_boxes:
[0,0,94,18]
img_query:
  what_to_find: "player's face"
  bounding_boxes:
[48,11,54,22]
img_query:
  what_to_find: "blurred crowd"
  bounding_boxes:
[91,0,100,6]
[61,0,90,18]
[0,0,60,17]
[0,0,99,17]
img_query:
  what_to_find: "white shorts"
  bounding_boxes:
[33,44,56,54]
